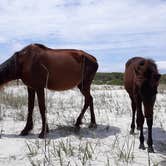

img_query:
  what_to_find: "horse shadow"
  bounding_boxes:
[2,124,121,140]
[153,127,166,155]
[143,127,166,155]
[153,127,166,166]
[48,124,121,139]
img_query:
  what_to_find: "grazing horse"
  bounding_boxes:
[0,43,98,138]
[124,57,161,152]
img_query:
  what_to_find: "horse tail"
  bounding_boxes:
[81,52,98,85]
[0,54,20,86]
[85,53,98,73]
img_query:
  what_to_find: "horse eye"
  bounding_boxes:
[139,60,145,66]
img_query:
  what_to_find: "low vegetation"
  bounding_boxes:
[93,73,166,85]
[93,72,124,85]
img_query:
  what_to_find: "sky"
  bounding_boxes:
[0,0,166,73]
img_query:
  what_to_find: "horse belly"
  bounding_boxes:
[47,66,82,91]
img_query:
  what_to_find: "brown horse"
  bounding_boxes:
[0,43,98,138]
[124,57,161,153]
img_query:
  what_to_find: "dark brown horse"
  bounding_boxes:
[124,57,161,152]
[0,43,98,138]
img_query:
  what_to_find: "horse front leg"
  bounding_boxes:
[136,99,145,150]
[144,101,155,153]
[146,117,154,153]
[20,87,35,136]
[130,97,136,134]
[138,108,145,150]
[36,88,49,138]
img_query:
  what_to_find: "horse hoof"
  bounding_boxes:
[46,126,49,133]
[130,129,134,135]
[139,144,145,150]
[148,146,154,153]
[74,125,80,131]
[74,121,82,127]
[20,130,29,136]
[89,123,97,129]
[74,126,80,133]
[137,126,141,130]
[38,132,46,139]
[74,121,81,128]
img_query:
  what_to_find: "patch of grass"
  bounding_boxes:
[25,138,97,166]
[26,141,40,157]
[0,92,27,109]
[111,134,135,164]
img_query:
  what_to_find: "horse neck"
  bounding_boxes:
[0,55,19,86]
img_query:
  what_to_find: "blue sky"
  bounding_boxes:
[0,0,166,73]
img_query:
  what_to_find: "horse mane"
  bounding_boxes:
[125,57,142,68]
[33,44,75,51]
[34,43,48,49]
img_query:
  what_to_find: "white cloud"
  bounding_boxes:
[10,41,25,52]
[157,61,166,70]
[0,0,166,42]
[0,54,3,62]
[98,62,125,72]
[0,36,7,43]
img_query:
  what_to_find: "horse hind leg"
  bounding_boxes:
[75,69,97,128]
[75,87,90,128]
[75,56,98,129]
[75,85,96,129]
[89,92,96,128]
